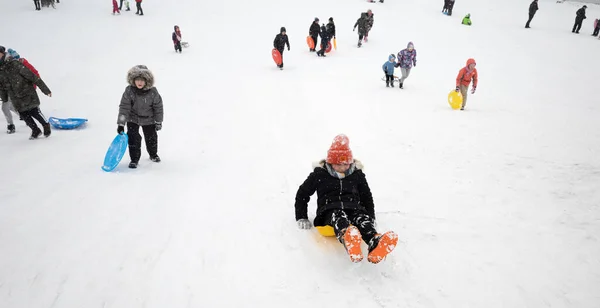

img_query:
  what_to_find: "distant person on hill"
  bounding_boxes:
[112,0,120,15]
[364,9,374,42]
[592,18,599,36]
[353,12,369,47]
[382,54,396,88]
[273,27,290,69]
[395,42,417,89]
[525,0,538,28]
[462,13,472,25]
[317,24,331,57]
[33,0,41,10]
[309,18,320,52]
[135,0,143,15]
[455,58,478,111]
[173,26,183,53]
[572,5,587,33]
[116,65,164,168]
[326,17,336,44]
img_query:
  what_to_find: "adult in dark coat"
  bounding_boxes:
[273,27,290,69]
[309,18,320,52]
[326,17,336,39]
[572,5,587,33]
[0,46,52,139]
[525,0,538,28]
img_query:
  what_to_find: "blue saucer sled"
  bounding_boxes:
[102,133,129,172]
[48,117,88,129]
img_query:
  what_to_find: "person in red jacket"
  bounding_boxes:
[7,49,41,90]
[455,58,478,110]
[172,25,182,53]
[112,0,120,14]
[135,0,143,15]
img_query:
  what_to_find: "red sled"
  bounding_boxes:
[306,36,315,50]
[320,42,333,53]
[272,48,282,65]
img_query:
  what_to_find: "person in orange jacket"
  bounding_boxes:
[455,58,478,110]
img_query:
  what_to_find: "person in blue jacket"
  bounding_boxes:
[382,54,396,87]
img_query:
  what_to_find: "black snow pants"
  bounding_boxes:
[174,42,182,52]
[572,17,583,33]
[324,209,378,245]
[127,122,158,162]
[277,48,284,68]
[526,13,535,27]
[34,0,41,10]
[317,39,330,56]
[136,2,143,15]
[593,25,600,36]
[19,107,49,135]
[310,35,318,52]
[385,74,395,87]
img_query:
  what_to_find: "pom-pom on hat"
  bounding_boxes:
[326,134,353,165]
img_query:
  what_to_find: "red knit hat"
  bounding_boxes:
[326,134,353,165]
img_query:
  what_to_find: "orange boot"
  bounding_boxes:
[342,225,363,262]
[367,231,398,264]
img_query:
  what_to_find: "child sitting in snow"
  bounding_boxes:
[295,134,398,264]
[462,13,472,25]
[172,25,182,53]
[382,54,396,88]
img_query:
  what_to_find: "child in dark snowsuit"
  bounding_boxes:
[309,18,320,52]
[295,134,399,264]
[317,24,331,57]
[353,13,369,47]
[172,26,182,53]
[117,65,164,168]
[273,27,290,69]
[382,54,396,87]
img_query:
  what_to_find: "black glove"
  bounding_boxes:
[155,122,162,131]
[117,125,124,134]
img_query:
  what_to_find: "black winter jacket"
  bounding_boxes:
[309,22,320,37]
[0,57,51,112]
[529,1,538,15]
[319,25,331,43]
[295,160,375,226]
[354,13,369,34]
[273,33,290,51]
[326,22,336,38]
[576,8,586,20]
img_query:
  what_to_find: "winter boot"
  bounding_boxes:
[129,161,138,168]
[150,155,161,162]
[390,80,394,88]
[29,129,42,140]
[7,124,15,134]
[386,80,389,88]
[42,123,51,137]
[367,231,398,264]
[399,82,403,89]
[358,40,362,47]
[342,225,363,262]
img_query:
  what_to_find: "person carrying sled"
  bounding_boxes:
[525,0,538,28]
[572,5,587,34]
[309,18,320,52]
[382,54,396,88]
[116,65,164,168]
[395,42,417,89]
[112,0,120,15]
[353,13,369,47]
[295,134,399,264]
[173,25,182,53]
[462,13,472,25]
[273,27,290,69]
[317,24,331,57]
[455,58,478,110]
[0,46,52,139]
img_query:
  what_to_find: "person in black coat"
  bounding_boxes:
[572,5,587,33]
[308,18,320,52]
[525,0,538,28]
[326,17,336,40]
[294,134,398,264]
[316,24,331,57]
[273,27,290,69]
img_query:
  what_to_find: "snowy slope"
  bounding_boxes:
[1,0,599,307]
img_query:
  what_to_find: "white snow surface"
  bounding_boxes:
[1,0,600,307]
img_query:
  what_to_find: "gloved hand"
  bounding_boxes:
[471,86,476,94]
[455,86,460,92]
[297,219,312,229]
[155,122,162,131]
[353,28,356,32]
[117,125,124,134]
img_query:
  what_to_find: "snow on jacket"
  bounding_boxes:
[354,13,369,34]
[294,159,375,226]
[397,42,417,69]
[117,65,164,126]
[456,58,478,88]
[0,57,51,112]
[382,55,396,75]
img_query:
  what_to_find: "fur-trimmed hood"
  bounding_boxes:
[127,65,155,90]
[312,159,364,170]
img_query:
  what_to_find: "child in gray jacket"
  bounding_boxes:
[117,65,164,169]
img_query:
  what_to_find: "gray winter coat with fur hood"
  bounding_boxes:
[117,65,164,126]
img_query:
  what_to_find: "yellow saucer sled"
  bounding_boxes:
[316,225,336,237]
[448,90,463,110]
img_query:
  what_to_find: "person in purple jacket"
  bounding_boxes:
[395,42,417,89]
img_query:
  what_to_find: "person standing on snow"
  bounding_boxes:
[593,19,600,36]
[317,24,331,57]
[116,65,164,168]
[395,42,417,89]
[295,134,399,264]
[308,18,320,52]
[353,13,369,47]
[572,5,587,33]
[326,17,336,42]
[172,26,182,53]
[273,27,290,69]
[0,46,53,139]
[364,9,374,42]
[112,0,121,15]
[455,58,478,111]
[135,0,143,15]
[382,54,396,88]
[525,0,538,28]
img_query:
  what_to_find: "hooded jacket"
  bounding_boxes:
[117,65,164,126]
[456,58,478,88]
[354,13,369,34]
[397,42,417,68]
[0,56,51,112]
[382,54,396,75]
